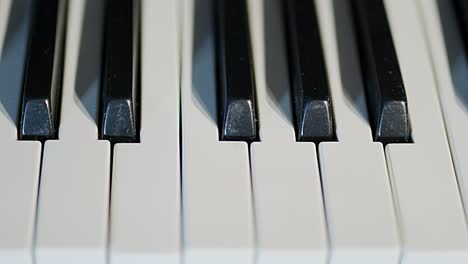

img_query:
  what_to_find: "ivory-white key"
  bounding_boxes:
[316,0,400,263]
[247,0,328,263]
[181,0,254,263]
[384,0,468,263]
[35,1,110,263]
[109,1,181,263]
[419,0,468,224]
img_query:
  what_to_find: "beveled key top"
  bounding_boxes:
[18,0,67,141]
[100,0,139,143]
[351,0,411,144]
[215,0,258,142]
[284,0,335,142]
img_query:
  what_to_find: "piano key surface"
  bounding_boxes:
[34,1,110,263]
[316,0,400,263]
[181,0,255,263]
[248,0,327,263]
[420,0,468,246]
[0,0,466,263]
[384,0,468,262]
[109,0,181,263]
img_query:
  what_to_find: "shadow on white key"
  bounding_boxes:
[420,0,468,227]
[314,0,401,263]
[34,1,110,264]
[109,1,181,264]
[383,0,468,263]
[181,0,255,263]
[0,1,41,263]
[246,0,328,264]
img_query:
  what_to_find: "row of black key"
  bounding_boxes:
[18,0,139,143]
[216,0,411,143]
[17,0,411,144]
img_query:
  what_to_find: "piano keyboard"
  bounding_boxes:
[1,0,468,263]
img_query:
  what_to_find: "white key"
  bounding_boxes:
[315,0,400,263]
[0,142,40,264]
[383,0,468,263]
[109,1,180,264]
[35,1,110,263]
[181,0,254,263]
[247,0,327,263]
[419,0,468,223]
[0,1,41,263]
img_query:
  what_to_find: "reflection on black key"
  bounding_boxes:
[283,0,335,142]
[101,0,139,143]
[351,0,411,143]
[453,0,468,54]
[215,0,258,141]
[18,0,67,140]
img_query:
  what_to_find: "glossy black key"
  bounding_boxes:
[351,0,411,143]
[214,0,258,141]
[283,0,334,142]
[101,0,139,143]
[18,0,67,140]
[453,0,468,54]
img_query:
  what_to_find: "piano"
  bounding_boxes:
[0,0,468,263]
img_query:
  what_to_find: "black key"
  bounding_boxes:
[351,0,411,144]
[100,0,139,143]
[214,0,258,141]
[18,0,67,140]
[453,0,468,55]
[283,0,335,142]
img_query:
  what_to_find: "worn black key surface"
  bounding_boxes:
[453,0,468,55]
[283,0,334,142]
[215,0,258,141]
[18,0,67,140]
[351,0,411,143]
[101,0,139,143]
